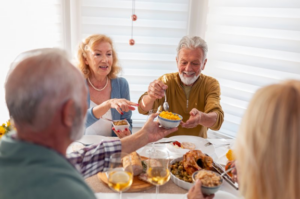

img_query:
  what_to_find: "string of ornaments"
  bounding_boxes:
[129,0,137,45]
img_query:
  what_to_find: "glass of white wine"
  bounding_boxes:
[147,148,170,199]
[107,152,133,199]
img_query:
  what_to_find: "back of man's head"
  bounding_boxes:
[5,48,86,132]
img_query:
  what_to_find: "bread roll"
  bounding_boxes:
[123,152,143,176]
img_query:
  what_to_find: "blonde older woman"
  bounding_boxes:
[188,80,300,199]
[77,34,138,138]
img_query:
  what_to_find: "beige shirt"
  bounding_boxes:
[138,73,224,138]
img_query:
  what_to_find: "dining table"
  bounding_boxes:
[68,135,241,199]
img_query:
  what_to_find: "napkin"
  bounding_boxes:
[207,139,235,166]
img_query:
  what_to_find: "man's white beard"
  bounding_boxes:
[179,72,200,85]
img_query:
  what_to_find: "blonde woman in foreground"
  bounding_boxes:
[188,80,300,199]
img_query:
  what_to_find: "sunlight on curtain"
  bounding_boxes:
[0,0,64,123]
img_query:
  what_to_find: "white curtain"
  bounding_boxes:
[203,0,300,137]
[0,0,65,123]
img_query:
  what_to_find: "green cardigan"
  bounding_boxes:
[138,73,224,138]
[0,133,96,199]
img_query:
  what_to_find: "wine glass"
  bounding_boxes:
[145,107,161,155]
[107,152,133,199]
[146,109,156,154]
[147,148,170,199]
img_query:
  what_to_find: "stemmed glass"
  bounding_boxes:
[107,152,133,199]
[146,109,156,155]
[147,148,170,199]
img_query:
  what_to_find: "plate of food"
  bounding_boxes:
[165,136,215,159]
[170,149,215,190]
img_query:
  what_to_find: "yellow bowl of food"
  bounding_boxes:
[192,169,223,195]
[158,111,182,129]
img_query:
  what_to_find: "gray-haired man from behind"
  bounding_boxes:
[0,49,177,199]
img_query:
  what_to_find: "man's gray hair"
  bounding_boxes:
[5,48,85,131]
[176,36,208,61]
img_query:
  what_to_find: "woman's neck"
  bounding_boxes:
[89,75,108,87]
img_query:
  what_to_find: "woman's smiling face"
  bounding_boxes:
[85,41,113,78]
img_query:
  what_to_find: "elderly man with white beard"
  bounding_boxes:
[138,36,224,138]
[0,49,177,199]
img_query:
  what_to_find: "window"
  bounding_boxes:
[203,0,300,137]
[0,0,67,122]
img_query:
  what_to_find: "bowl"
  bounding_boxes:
[112,119,129,131]
[170,157,195,190]
[192,170,223,195]
[158,113,183,129]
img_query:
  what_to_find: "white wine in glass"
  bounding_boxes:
[108,152,133,199]
[147,148,170,199]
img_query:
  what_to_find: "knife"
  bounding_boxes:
[154,141,174,144]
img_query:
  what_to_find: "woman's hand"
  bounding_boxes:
[108,99,138,115]
[112,127,131,138]
[187,180,215,199]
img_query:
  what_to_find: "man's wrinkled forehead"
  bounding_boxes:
[178,47,204,61]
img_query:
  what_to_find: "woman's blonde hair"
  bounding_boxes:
[236,80,300,199]
[77,34,121,79]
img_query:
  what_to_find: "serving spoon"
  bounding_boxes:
[163,90,169,111]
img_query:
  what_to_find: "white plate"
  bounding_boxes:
[67,135,119,154]
[137,136,216,160]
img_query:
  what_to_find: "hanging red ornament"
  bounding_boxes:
[132,14,137,21]
[129,39,135,45]
[129,0,136,46]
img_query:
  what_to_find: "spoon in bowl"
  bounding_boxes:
[163,90,169,111]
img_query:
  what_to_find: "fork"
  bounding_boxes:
[205,142,230,148]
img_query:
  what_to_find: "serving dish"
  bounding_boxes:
[158,114,182,129]
[112,119,129,131]
[170,157,195,190]
[192,170,223,195]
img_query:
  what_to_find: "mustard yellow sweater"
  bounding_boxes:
[138,73,224,138]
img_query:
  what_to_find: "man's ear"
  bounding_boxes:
[61,99,75,128]
[202,59,207,70]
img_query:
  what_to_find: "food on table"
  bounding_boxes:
[172,141,181,147]
[171,161,193,183]
[225,161,235,177]
[226,149,236,161]
[183,150,213,175]
[122,152,143,176]
[171,141,195,150]
[113,120,128,126]
[195,170,221,187]
[181,142,196,150]
[159,111,181,120]
[171,150,214,183]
